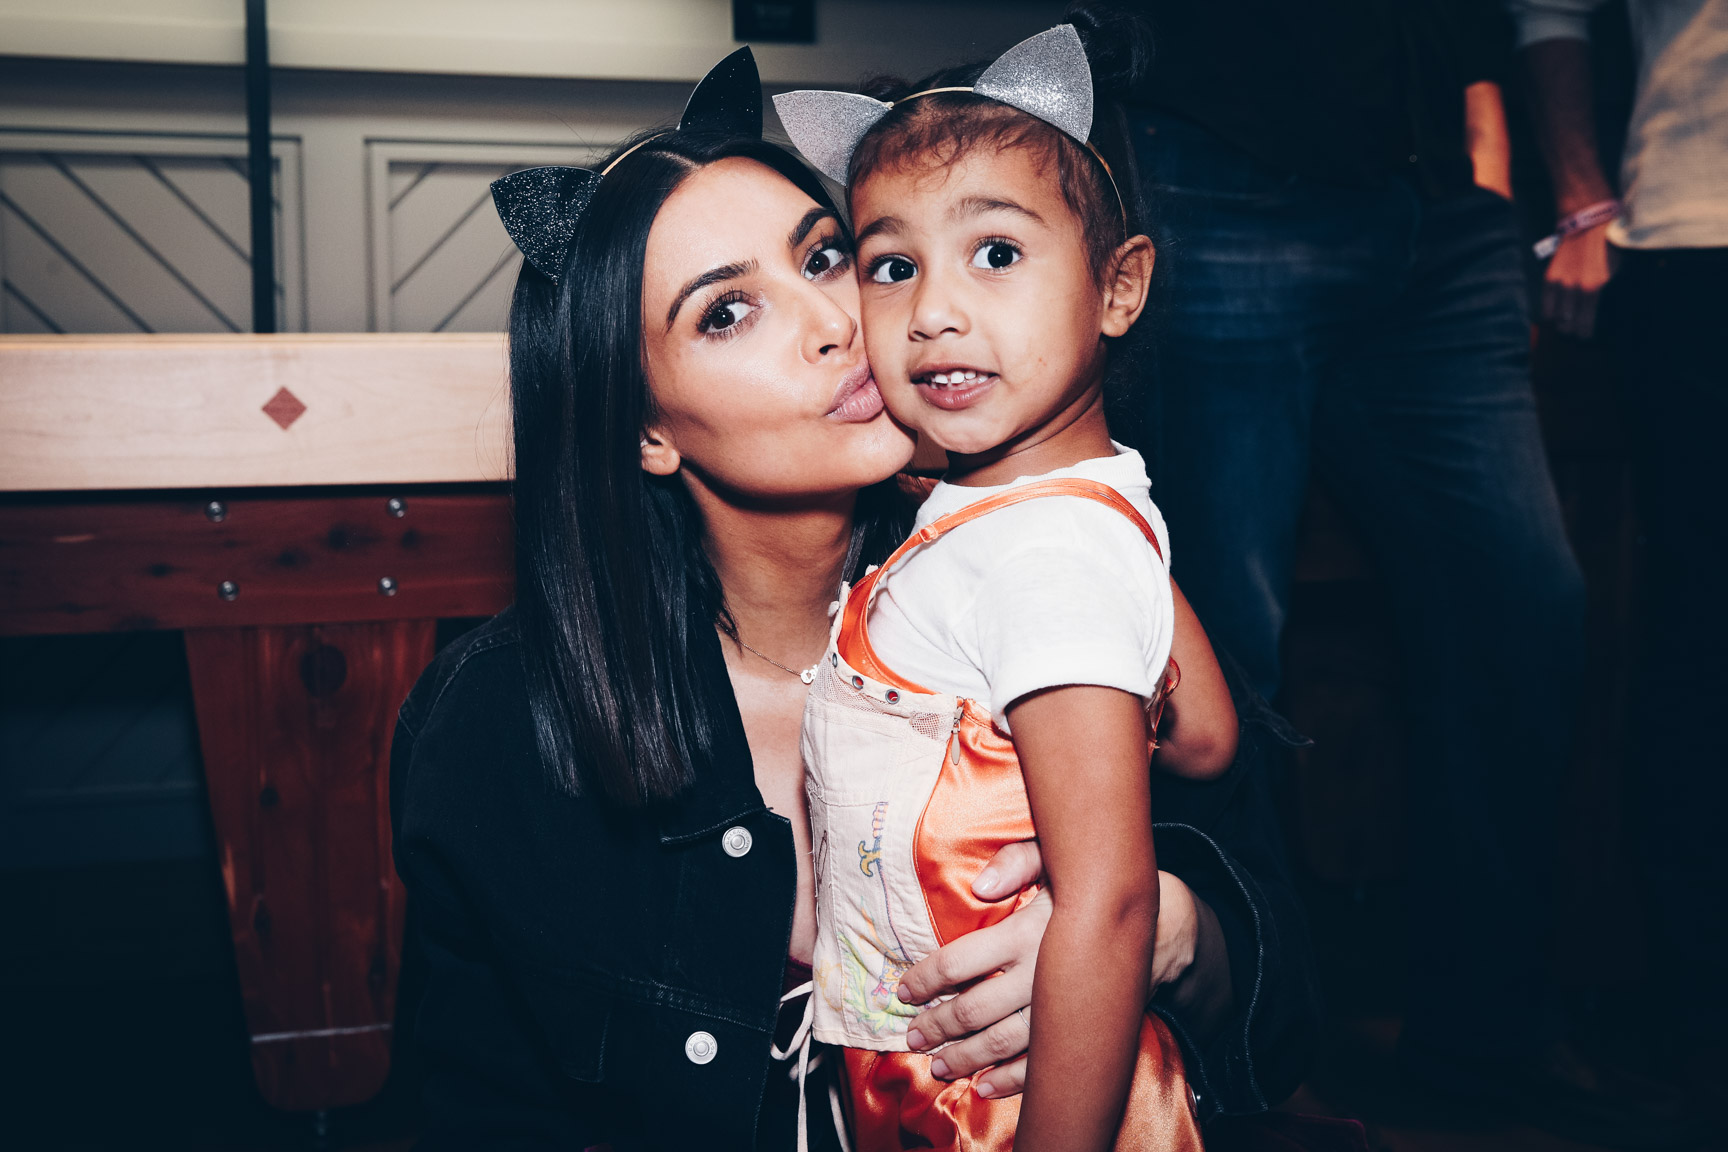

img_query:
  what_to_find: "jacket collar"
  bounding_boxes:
[655,620,770,845]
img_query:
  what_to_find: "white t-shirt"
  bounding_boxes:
[866,444,1175,733]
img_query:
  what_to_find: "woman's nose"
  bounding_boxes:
[805,288,858,363]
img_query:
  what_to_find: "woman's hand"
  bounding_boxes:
[896,841,1206,1099]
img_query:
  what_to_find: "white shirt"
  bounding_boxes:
[1509,0,1728,250]
[866,444,1174,733]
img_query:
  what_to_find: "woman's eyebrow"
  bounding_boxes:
[666,259,757,330]
[951,195,1044,225]
[788,206,836,250]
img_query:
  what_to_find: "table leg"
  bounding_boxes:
[184,620,433,1112]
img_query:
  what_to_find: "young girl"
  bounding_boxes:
[776,16,1233,1152]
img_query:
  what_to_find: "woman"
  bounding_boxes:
[390,64,1316,1152]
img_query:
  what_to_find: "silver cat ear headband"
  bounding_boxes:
[772,24,1123,219]
[491,46,764,282]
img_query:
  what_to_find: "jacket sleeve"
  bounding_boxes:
[391,685,610,1150]
[1149,663,1321,1121]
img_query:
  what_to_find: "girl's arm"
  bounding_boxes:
[1154,580,1238,780]
[1007,684,1159,1152]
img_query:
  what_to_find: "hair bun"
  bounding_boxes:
[858,73,911,103]
[1064,1,1153,97]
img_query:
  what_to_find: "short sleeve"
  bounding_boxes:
[970,529,1172,730]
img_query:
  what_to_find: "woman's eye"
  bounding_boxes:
[699,299,755,334]
[803,244,848,280]
[869,256,917,284]
[971,241,1021,270]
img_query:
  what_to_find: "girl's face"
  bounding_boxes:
[639,157,914,500]
[850,144,1129,459]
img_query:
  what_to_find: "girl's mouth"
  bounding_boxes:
[911,367,999,411]
[826,364,885,423]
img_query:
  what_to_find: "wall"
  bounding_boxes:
[0,0,1060,85]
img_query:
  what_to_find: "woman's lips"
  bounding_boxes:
[826,364,885,423]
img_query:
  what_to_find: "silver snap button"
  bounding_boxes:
[885,689,900,704]
[721,826,753,858]
[851,675,864,689]
[831,652,839,667]
[685,1030,718,1064]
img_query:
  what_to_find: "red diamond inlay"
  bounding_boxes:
[262,387,307,430]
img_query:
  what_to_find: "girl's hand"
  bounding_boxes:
[898,842,1207,1099]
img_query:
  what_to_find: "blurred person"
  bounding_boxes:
[1099,0,1636,1137]
[1515,0,1728,1121]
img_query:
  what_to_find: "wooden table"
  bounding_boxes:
[0,334,515,1111]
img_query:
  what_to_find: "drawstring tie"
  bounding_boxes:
[770,981,851,1152]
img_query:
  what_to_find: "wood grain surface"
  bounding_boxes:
[0,334,512,491]
[186,620,431,1112]
[0,487,513,636]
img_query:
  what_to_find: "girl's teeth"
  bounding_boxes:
[928,371,984,386]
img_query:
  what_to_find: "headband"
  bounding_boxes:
[772,24,1107,191]
[491,46,764,282]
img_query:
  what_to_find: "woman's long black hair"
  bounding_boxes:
[510,130,911,806]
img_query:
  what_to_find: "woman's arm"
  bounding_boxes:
[898,862,1230,1098]
[1008,684,1159,1152]
[1154,580,1238,779]
[392,708,611,1149]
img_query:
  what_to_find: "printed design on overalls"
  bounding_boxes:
[838,799,918,1037]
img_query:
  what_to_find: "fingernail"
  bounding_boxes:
[976,1080,995,1098]
[974,868,1001,897]
[930,1057,949,1078]
[907,1029,925,1051]
[897,982,914,1003]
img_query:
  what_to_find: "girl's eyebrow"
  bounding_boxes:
[666,259,757,330]
[951,195,1043,225]
[854,214,905,247]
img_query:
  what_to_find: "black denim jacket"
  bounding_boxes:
[390,609,1318,1150]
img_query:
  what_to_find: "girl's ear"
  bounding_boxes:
[639,426,682,476]
[1100,235,1155,338]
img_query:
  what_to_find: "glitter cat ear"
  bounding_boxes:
[680,45,763,137]
[491,46,766,282]
[490,166,602,281]
[773,24,1095,185]
[772,90,893,183]
[973,24,1094,147]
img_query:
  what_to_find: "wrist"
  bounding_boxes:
[1534,199,1620,259]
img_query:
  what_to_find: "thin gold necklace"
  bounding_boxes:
[737,638,821,685]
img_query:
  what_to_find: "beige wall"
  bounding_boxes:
[0,0,1060,85]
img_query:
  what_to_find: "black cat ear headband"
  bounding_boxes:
[491,46,764,282]
[772,24,1123,218]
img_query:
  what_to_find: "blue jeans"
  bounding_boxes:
[1132,110,1586,1084]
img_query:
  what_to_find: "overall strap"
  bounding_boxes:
[847,477,1166,697]
[875,476,1163,578]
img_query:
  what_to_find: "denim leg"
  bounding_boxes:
[1312,188,1586,1081]
[1135,112,1409,699]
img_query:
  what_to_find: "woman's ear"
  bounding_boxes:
[639,427,682,476]
[1100,234,1155,338]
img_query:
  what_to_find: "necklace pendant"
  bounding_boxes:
[800,668,816,685]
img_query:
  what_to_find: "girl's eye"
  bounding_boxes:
[971,241,1021,270]
[699,298,755,334]
[869,256,917,285]
[803,243,849,280]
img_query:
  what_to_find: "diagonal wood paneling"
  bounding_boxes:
[386,160,521,333]
[0,149,290,335]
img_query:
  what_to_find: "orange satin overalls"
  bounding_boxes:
[799,477,1203,1151]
